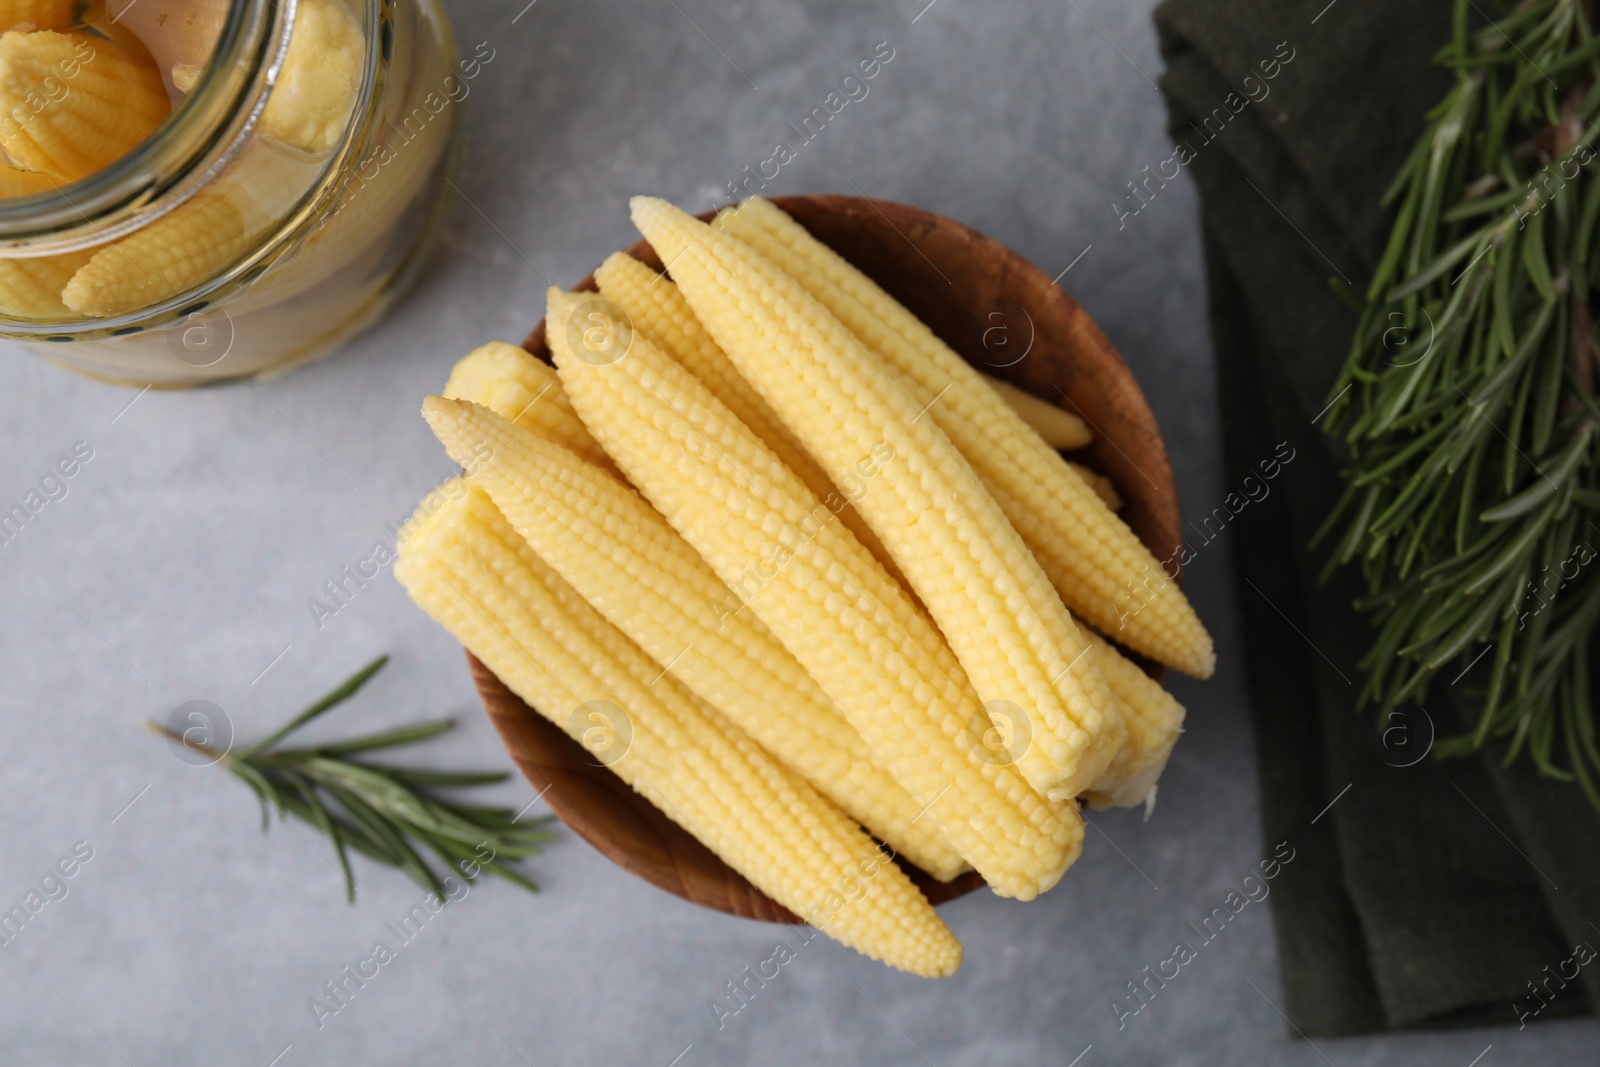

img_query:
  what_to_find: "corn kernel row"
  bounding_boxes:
[632,196,1125,802]
[395,196,1208,976]
[717,196,1215,679]
[421,394,967,882]
[547,285,1083,899]
[394,482,963,977]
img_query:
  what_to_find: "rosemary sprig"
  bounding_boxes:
[1321,0,1600,807]
[148,655,557,900]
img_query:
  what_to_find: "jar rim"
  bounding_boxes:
[0,0,297,253]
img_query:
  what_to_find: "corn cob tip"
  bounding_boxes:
[627,194,667,219]
[419,392,457,423]
[597,249,640,274]
[1172,636,1216,680]
[419,394,488,465]
[441,340,523,400]
[544,284,573,321]
[419,394,479,455]
[628,196,694,264]
[542,286,579,352]
[713,194,780,227]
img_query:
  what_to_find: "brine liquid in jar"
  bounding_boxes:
[0,0,460,385]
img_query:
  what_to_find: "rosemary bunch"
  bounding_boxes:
[149,655,556,900]
[1320,0,1600,804]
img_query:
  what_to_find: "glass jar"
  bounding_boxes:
[0,0,462,386]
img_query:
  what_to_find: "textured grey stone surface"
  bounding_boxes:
[0,0,1593,1063]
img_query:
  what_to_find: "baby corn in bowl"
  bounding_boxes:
[0,0,462,385]
[396,195,1210,975]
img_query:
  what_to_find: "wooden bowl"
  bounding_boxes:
[468,194,1183,923]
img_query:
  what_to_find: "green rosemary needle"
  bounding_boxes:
[147,654,557,901]
[1321,0,1600,806]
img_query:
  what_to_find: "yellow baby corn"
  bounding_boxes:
[421,396,965,881]
[0,161,55,196]
[394,482,962,977]
[0,0,74,35]
[261,0,361,154]
[1081,630,1185,811]
[0,247,87,316]
[442,341,615,471]
[980,372,1092,450]
[62,190,246,316]
[634,197,1123,802]
[547,285,1081,900]
[0,29,169,181]
[592,251,905,584]
[591,251,808,473]
[1068,462,1121,511]
[718,196,1216,679]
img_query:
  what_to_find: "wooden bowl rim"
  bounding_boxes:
[467,193,1181,922]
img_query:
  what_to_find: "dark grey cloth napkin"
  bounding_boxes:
[1154,0,1600,1036]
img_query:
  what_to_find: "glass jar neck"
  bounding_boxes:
[0,0,293,255]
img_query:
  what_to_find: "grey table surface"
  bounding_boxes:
[2,0,1595,1063]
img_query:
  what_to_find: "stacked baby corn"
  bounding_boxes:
[0,0,359,318]
[395,196,1208,976]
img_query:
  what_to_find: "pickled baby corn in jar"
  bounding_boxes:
[0,0,465,384]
